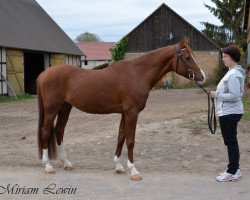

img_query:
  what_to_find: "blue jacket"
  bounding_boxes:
[215,65,246,117]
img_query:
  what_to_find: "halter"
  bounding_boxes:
[175,45,216,134]
[175,45,195,81]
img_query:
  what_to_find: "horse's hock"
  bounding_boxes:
[125,51,220,87]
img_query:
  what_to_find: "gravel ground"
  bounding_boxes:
[0,89,250,200]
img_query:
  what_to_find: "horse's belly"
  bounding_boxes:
[76,104,122,114]
[68,96,123,114]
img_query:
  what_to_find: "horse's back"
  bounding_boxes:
[39,64,80,77]
[38,64,86,85]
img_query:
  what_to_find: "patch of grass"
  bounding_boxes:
[243,93,250,121]
[0,94,35,103]
[181,116,207,135]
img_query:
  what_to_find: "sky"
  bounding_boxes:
[36,0,221,42]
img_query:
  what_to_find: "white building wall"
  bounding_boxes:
[81,60,110,69]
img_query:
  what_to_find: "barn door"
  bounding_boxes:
[0,48,7,95]
[24,51,44,94]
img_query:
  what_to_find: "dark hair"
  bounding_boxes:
[221,45,241,62]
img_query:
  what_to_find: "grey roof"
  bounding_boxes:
[0,0,83,55]
[126,3,220,52]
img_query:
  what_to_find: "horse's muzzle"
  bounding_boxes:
[195,70,206,85]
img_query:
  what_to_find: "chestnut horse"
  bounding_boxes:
[37,36,205,181]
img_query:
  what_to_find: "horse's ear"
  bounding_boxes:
[180,36,189,47]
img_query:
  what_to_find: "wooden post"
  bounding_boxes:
[0,72,18,99]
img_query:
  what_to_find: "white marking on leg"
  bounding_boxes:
[58,143,73,169]
[127,160,139,176]
[114,156,125,173]
[42,149,54,172]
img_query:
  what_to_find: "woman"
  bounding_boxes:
[210,45,246,182]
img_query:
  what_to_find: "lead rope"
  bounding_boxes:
[175,44,216,134]
[195,83,217,134]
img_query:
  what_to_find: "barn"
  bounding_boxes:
[124,3,220,87]
[0,0,83,96]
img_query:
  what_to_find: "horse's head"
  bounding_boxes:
[174,36,206,85]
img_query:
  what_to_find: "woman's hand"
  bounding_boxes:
[209,91,216,98]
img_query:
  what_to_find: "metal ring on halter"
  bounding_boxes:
[188,72,195,81]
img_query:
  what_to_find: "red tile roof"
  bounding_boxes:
[76,42,115,61]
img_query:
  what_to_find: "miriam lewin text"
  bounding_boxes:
[0,183,77,195]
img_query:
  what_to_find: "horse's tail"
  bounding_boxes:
[37,79,44,159]
[37,78,57,160]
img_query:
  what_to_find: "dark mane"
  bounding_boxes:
[92,63,110,70]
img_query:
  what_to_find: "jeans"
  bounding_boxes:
[219,114,242,175]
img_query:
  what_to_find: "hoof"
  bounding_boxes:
[45,168,56,174]
[115,168,126,174]
[64,165,74,171]
[131,174,142,181]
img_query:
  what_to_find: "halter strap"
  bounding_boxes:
[175,46,195,81]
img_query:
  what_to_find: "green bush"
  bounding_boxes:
[111,36,128,61]
[243,93,250,121]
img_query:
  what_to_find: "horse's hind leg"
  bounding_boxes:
[55,102,74,171]
[42,111,58,174]
[114,115,126,174]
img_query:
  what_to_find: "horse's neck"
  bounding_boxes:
[133,45,176,89]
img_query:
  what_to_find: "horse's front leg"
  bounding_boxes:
[58,143,74,171]
[125,110,142,181]
[114,115,126,174]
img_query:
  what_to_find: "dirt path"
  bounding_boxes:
[0,89,250,199]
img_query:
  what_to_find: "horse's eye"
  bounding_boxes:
[185,56,191,60]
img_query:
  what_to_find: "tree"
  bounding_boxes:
[201,0,246,50]
[75,32,102,42]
